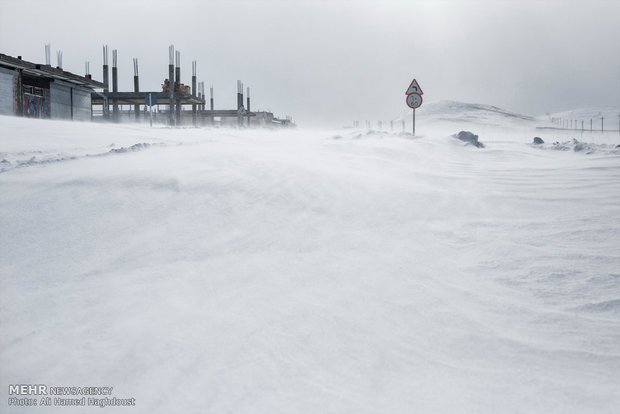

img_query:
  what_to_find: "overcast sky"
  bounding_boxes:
[1,0,619,126]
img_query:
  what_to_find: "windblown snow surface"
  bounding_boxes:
[1,103,620,413]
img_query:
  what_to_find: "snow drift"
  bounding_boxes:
[1,106,619,413]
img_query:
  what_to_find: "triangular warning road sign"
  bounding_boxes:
[406,78,423,95]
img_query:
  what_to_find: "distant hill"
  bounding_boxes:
[546,107,620,124]
[392,100,619,130]
[541,106,620,130]
[392,100,539,128]
[418,100,536,121]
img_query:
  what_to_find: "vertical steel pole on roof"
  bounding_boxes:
[45,44,51,65]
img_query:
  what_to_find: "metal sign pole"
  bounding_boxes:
[405,78,423,136]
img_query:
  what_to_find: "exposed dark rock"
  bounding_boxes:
[453,131,484,148]
[533,137,544,145]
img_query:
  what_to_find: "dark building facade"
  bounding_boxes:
[0,53,104,121]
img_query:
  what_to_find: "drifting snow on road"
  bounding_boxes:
[1,107,619,413]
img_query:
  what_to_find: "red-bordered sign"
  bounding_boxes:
[405,79,423,95]
[406,93,423,109]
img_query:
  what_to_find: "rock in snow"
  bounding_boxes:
[533,137,545,145]
[453,130,484,148]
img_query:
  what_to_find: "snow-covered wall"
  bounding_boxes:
[49,80,91,121]
[0,67,15,116]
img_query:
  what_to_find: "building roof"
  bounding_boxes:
[0,53,105,89]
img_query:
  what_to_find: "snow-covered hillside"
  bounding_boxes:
[1,108,619,413]
[391,100,541,131]
[548,106,620,124]
[420,100,538,123]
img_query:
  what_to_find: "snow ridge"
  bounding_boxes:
[0,142,162,173]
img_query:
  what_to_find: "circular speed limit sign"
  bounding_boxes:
[406,93,423,109]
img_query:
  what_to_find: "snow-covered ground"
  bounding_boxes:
[1,104,619,413]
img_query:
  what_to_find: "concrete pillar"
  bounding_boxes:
[103,45,109,120]
[112,49,118,122]
[246,86,251,127]
[192,61,197,127]
[175,50,181,125]
[133,58,140,121]
[210,86,214,125]
[15,68,23,116]
[168,45,175,126]
[237,80,243,126]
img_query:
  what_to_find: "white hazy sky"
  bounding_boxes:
[1,0,619,126]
